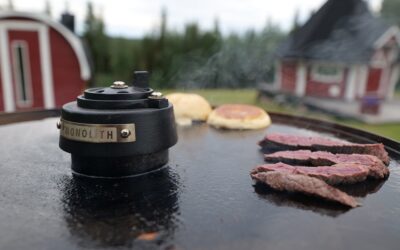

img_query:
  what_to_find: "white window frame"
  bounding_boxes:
[0,21,55,112]
[311,64,344,83]
[370,50,387,68]
[387,46,399,64]
[11,40,33,108]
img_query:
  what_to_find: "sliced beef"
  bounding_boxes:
[251,171,360,208]
[259,133,390,165]
[251,162,369,185]
[254,183,352,217]
[264,150,389,179]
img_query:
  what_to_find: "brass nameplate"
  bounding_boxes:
[60,119,136,143]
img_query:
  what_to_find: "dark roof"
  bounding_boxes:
[276,0,393,63]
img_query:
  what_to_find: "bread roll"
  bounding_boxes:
[207,104,271,130]
[166,93,212,125]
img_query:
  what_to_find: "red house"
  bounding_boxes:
[274,0,400,102]
[0,11,91,113]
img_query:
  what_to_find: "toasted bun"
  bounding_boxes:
[166,93,212,125]
[207,104,271,130]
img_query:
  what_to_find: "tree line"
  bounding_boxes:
[82,3,285,88]
[82,0,400,89]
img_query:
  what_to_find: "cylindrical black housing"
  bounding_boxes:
[59,71,177,178]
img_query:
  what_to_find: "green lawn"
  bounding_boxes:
[395,90,400,99]
[162,89,258,106]
[162,89,400,141]
[339,121,400,140]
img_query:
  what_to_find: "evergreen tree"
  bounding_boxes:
[213,18,221,36]
[7,0,14,10]
[82,2,110,85]
[88,5,285,89]
[291,9,301,33]
[160,7,167,45]
[44,0,51,16]
[381,0,400,26]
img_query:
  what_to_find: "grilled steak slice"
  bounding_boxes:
[251,162,369,185]
[259,133,390,165]
[251,171,360,208]
[265,150,389,179]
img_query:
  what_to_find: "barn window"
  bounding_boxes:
[12,41,32,107]
[311,64,344,83]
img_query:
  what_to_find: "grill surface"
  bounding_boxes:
[0,113,399,250]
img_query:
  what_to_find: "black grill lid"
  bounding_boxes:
[59,70,177,177]
[83,85,153,101]
[77,71,167,110]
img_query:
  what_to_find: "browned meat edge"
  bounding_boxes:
[264,150,390,179]
[251,171,360,208]
[252,162,370,185]
[259,133,390,165]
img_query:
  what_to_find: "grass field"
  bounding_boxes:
[395,90,400,99]
[163,89,400,141]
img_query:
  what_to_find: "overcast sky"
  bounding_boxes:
[0,0,384,38]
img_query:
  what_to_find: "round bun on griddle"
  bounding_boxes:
[166,93,212,126]
[207,104,271,130]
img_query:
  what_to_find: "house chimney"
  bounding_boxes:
[60,12,75,33]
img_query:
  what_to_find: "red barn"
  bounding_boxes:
[274,0,400,102]
[0,11,91,113]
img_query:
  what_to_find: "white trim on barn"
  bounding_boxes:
[379,65,391,97]
[345,65,357,101]
[311,64,344,83]
[38,25,55,109]
[0,11,91,81]
[295,62,306,97]
[11,40,34,108]
[0,20,55,109]
[374,26,400,49]
[387,65,400,100]
[0,26,15,112]
[358,65,369,97]
[370,50,387,68]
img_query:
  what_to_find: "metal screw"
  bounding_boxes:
[111,81,128,89]
[120,129,131,138]
[149,92,163,99]
[56,120,62,129]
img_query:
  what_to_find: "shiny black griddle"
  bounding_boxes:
[0,112,399,250]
